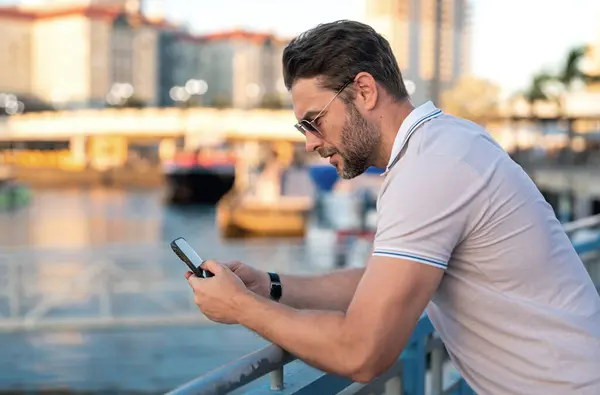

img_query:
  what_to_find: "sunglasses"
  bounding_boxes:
[294,79,353,138]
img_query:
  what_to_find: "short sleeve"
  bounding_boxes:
[373,154,484,270]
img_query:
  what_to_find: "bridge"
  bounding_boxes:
[0,107,306,173]
[0,107,303,143]
[2,107,600,197]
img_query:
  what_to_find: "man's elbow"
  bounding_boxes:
[343,353,396,384]
[348,364,379,383]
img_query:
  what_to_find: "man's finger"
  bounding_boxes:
[185,271,203,291]
[222,260,242,271]
[200,259,224,275]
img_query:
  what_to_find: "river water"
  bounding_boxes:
[0,186,348,394]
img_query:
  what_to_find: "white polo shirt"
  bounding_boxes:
[373,101,600,394]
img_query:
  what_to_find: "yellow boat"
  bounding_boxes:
[216,191,313,238]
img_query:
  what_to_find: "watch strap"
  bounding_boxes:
[267,272,282,302]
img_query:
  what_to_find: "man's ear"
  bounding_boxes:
[354,72,378,111]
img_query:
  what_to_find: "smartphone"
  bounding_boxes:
[170,237,214,278]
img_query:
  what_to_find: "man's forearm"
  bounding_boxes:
[236,292,371,381]
[278,268,364,311]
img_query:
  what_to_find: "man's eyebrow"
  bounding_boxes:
[301,110,323,121]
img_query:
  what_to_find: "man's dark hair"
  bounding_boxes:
[282,20,408,102]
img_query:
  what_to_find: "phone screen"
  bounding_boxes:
[170,237,213,278]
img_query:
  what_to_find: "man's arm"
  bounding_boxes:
[277,268,364,311]
[237,256,443,382]
[227,261,365,312]
[236,154,482,382]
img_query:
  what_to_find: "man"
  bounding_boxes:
[185,20,600,394]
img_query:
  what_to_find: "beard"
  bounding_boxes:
[318,102,381,179]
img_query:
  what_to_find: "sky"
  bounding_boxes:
[157,0,600,96]
[3,0,600,96]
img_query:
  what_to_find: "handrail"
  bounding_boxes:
[166,316,468,395]
[165,344,295,395]
[563,213,600,233]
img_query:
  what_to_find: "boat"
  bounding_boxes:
[163,148,236,205]
[216,191,313,238]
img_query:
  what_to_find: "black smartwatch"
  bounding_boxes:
[267,272,282,302]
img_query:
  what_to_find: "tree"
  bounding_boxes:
[522,72,555,116]
[525,46,600,115]
[558,46,600,87]
[440,76,501,123]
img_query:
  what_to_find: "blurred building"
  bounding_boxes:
[0,8,34,97]
[157,30,293,109]
[194,31,291,109]
[157,30,203,107]
[0,1,163,109]
[365,0,471,105]
[0,1,293,111]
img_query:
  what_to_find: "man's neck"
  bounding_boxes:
[373,99,415,169]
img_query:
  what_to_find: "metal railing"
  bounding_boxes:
[167,316,472,395]
[0,244,206,332]
[0,242,329,332]
[166,215,600,395]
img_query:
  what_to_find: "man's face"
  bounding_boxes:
[291,78,381,179]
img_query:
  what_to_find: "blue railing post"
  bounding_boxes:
[456,379,476,395]
[401,335,427,395]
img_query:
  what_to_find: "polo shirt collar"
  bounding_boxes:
[385,101,443,172]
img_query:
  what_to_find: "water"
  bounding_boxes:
[0,186,338,394]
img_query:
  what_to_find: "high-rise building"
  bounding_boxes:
[365,0,471,105]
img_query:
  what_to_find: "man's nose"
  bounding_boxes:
[304,132,322,152]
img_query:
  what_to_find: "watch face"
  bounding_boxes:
[270,284,282,301]
[267,272,282,301]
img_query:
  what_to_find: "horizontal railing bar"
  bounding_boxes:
[0,313,212,333]
[563,214,600,233]
[0,241,314,254]
[241,362,335,395]
[573,238,600,255]
[277,371,353,395]
[165,343,295,395]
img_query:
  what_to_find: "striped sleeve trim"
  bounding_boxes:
[372,249,448,270]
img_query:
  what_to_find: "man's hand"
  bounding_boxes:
[185,260,251,325]
[221,260,270,298]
